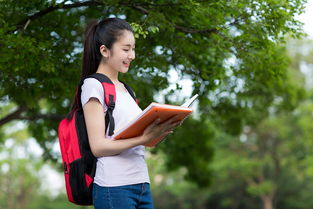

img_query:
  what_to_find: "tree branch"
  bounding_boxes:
[0,105,28,126]
[10,0,105,33]
[174,25,218,34]
[18,114,64,121]
[141,4,246,35]
[0,104,64,126]
[128,4,218,34]
[132,5,149,15]
[133,2,184,7]
[10,0,221,35]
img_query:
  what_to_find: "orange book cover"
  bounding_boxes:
[113,95,198,147]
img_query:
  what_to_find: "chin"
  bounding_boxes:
[119,68,129,73]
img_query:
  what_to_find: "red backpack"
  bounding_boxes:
[58,73,137,205]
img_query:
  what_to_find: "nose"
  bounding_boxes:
[128,49,135,61]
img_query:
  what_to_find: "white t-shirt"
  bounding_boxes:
[81,78,150,187]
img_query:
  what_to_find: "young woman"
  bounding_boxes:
[79,17,182,209]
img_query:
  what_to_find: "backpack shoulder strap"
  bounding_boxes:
[120,81,138,104]
[87,73,116,136]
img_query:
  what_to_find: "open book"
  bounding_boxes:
[113,94,198,147]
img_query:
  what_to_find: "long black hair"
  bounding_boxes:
[68,17,134,117]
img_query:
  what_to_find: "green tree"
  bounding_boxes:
[0,124,42,209]
[200,37,313,209]
[0,0,307,185]
[29,193,93,209]
[206,99,313,209]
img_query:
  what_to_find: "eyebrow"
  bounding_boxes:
[122,44,135,47]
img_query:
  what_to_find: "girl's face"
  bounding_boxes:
[104,30,136,74]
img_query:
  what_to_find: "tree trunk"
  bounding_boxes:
[262,195,274,209]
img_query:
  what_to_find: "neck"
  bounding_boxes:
[96,61,119,83]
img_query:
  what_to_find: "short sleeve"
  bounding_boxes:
[81,78,108,112]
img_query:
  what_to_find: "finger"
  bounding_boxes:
[161,130,173,137]
[155,118,161,124]
[170,114,181,121]
[167,130,174,135]
[146,118,161,130]
[151,118,161,126]
[157,116,181,131]
[163,115,180,125]
[179,118,186,125]
[159,121,180,133]
[173,117,186,126]
[170,121,181,128]
[166,124,178,131]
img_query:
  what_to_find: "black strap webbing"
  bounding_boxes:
[105,94,115,136]
[79,73,137,136]
[121,81,137,102]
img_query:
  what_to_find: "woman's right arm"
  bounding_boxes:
[83,98,181,157]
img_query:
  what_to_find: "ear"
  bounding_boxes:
[99,45,110,58]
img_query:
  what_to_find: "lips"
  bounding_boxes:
[123,61,130,67]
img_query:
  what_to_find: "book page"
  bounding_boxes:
[181,94,199,107]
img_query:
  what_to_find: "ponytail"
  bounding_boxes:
[81,20,101,80]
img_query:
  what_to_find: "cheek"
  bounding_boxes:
[111,55,123,63]
[115,51,126,59]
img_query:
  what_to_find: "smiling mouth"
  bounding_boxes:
[123,62,130,67]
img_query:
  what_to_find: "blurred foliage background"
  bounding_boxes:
[1,0,313,208]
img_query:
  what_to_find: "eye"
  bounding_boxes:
[123,49,129,52]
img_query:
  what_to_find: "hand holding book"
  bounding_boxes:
[140,115,183,145]
[113,94,198,147]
